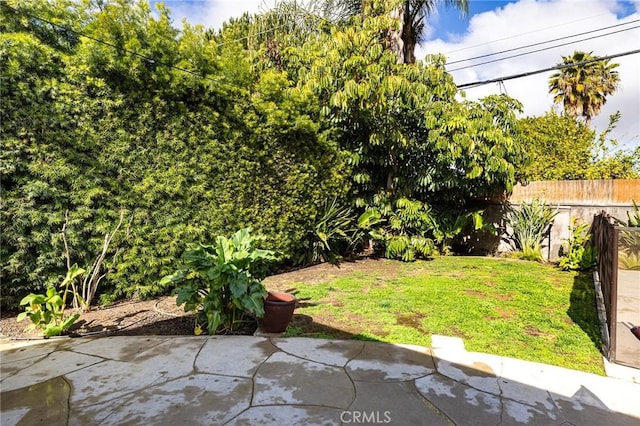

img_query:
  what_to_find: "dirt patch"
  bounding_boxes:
[494,307,516,320]
[263,258,401,291]
[524,325,550,337]
[0,297,196,339]
[494,293,515,301]
[396,312,428,333]
[445,325,469,339]
[465,289,487,298]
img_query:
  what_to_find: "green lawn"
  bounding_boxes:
[280,257,604,374]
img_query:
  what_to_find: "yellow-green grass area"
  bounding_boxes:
[282,257,604,374]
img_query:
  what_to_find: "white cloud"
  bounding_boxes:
[418,0,640,151]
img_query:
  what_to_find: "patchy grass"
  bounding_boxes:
[279,257,604,374]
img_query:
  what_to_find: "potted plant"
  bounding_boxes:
[261,291,297,333]
[159,228,276,335]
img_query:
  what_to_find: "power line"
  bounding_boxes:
[447,19,639,65]
[443,12,609,54]
[456,48,640,89]
[449,25,639,72]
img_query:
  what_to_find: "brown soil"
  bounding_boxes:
[0,258,395,340]
[0,297,197,339]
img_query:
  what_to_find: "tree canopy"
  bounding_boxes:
[516,111,639,181]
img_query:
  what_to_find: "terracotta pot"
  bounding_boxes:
[261,291,296,333]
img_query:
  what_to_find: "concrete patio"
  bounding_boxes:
[1,335,639,425]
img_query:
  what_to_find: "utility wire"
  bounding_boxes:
[443,12,609,54]
[447,19,639,65]
[456,48,640,89]
[449,25,640,72]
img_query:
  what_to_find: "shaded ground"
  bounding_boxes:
[0,258,389,340]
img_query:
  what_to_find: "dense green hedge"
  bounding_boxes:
[0,2,349,308]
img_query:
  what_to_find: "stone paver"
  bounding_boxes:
[1,335,639,425]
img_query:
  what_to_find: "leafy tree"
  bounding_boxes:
[548,51,620,125]
[515,112,595,181]
[516,111,639,181]
[279,15,522,258]
[285,16,523,206]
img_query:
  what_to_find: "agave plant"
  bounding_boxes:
[504,199,557,261]
[300,197,356,265]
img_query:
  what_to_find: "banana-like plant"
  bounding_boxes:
[160,228,276,335]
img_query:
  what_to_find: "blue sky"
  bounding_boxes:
[426,1,520,39]
[153,1,639,150]
[426,0,637,39]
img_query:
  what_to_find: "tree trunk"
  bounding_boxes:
[401,2,416,64]
[388,1,416,64]
[388,5,405,64]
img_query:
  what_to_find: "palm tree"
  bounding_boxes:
[324,0,468,63]
[548,51,620,125]
[396,0,468,64]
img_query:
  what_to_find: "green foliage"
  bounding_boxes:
[549,51,620,124]
[515,112,595,181]
[431,209,495,255]
[626,200,640,227]
[558,218,596,271]
[618,252,640,271]
[1,1,348,307]
[160,228,276,335]
[617,212,640,270]
[516,111,638,182]
[368,195,436,261]
[505,199,558,262]
[285,15,523,207]
[16,264,83,338]
[300,198,356,265]
[1,0,531,305]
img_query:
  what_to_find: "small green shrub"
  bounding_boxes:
[618,252,640,270]
[558,218,596,271]
[617,202,640,270]
[505,199,557,261]
[159,228,276,335]
[369,195,436,261]
[432,210,496,255]
[16,265,84,338]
